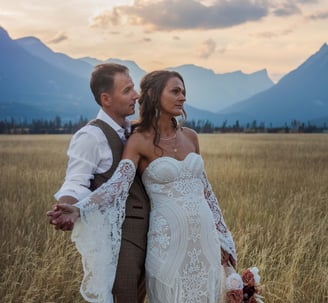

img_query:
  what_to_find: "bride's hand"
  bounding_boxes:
[221,249,236,269]
[47,204,80,231]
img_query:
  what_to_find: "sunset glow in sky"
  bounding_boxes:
[1,0,327,82]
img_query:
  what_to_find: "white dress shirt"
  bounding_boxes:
[54,109,130,201]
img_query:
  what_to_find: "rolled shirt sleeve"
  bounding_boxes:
[54,125,113,201]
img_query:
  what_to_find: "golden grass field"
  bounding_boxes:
[0,133,327,303]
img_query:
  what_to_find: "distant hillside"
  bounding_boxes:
[219,43,328,126]
[0,28,96,121]
[80,57,147,87]
[171,64,274,112]
[16,36,93,78]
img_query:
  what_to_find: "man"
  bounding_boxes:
[50,63,150,303]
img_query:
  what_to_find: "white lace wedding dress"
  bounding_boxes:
[71,152,236,303]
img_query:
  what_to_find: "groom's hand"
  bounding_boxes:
[47,204,79,231]
[47,205,62,225]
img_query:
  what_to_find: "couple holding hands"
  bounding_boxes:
[47,63,237,303]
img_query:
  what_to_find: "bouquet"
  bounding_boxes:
[226,267,265,303]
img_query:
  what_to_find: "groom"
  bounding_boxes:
[48,63,150,303]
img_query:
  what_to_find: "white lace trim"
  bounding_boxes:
[71,159,136,303]
[201,171,237,261]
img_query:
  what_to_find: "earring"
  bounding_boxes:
[155,108,160,120]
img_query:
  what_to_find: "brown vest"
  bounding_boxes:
[89,119,150,250]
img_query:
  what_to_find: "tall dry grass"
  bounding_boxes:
[0,134,327,302]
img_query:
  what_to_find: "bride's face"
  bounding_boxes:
[160,77,186,117]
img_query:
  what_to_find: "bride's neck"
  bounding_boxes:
[159,119,177,138]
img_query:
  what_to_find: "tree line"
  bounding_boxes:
[186,119,328,133]
[0,116,327,134]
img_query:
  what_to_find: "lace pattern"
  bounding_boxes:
[143,154,223,302]
[71,159,136,303]
[201,171,237,261]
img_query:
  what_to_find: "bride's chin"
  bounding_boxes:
[174,109,183,116]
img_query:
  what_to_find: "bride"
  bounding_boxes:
[48,70,237,303]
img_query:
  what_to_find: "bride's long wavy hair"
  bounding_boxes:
[137,70,187,147]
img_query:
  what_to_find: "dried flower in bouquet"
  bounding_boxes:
[226,267,265,303]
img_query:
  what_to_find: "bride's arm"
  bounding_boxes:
[74,159,138,303]
[48,159,137,228]
[75,158,136,218]
[201,170,237,266]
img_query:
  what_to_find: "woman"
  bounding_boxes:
[49,70,237,303]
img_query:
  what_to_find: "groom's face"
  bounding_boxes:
[105,72,140,120]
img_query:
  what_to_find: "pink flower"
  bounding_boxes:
[227,289,243,303]
[226,273,243,290]
[242,269,255,287]
[226,267,265,303]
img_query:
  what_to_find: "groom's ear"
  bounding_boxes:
[100,92,113,107]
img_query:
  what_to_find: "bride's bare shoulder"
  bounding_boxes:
[180,127,200,152]
[180,126,199,142]
[127,129,154,152]
[130,128,153,141]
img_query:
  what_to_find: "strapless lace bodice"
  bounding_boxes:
[143,152,203,183]
[142,153,204,207]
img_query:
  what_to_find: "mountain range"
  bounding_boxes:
[220,43,328,126]
[0,26,327,126]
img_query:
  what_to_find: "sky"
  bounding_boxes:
[1,0,327,82]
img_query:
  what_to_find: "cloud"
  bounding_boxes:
[257,31,278,38]
[307,10,328,20]
[197,39,217,58]
[90,8,120,28]
[272,2,301,16]
[91,0,271,31]
[257,28,293,38]
[47,32,68,44]
[297,0,319,3]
